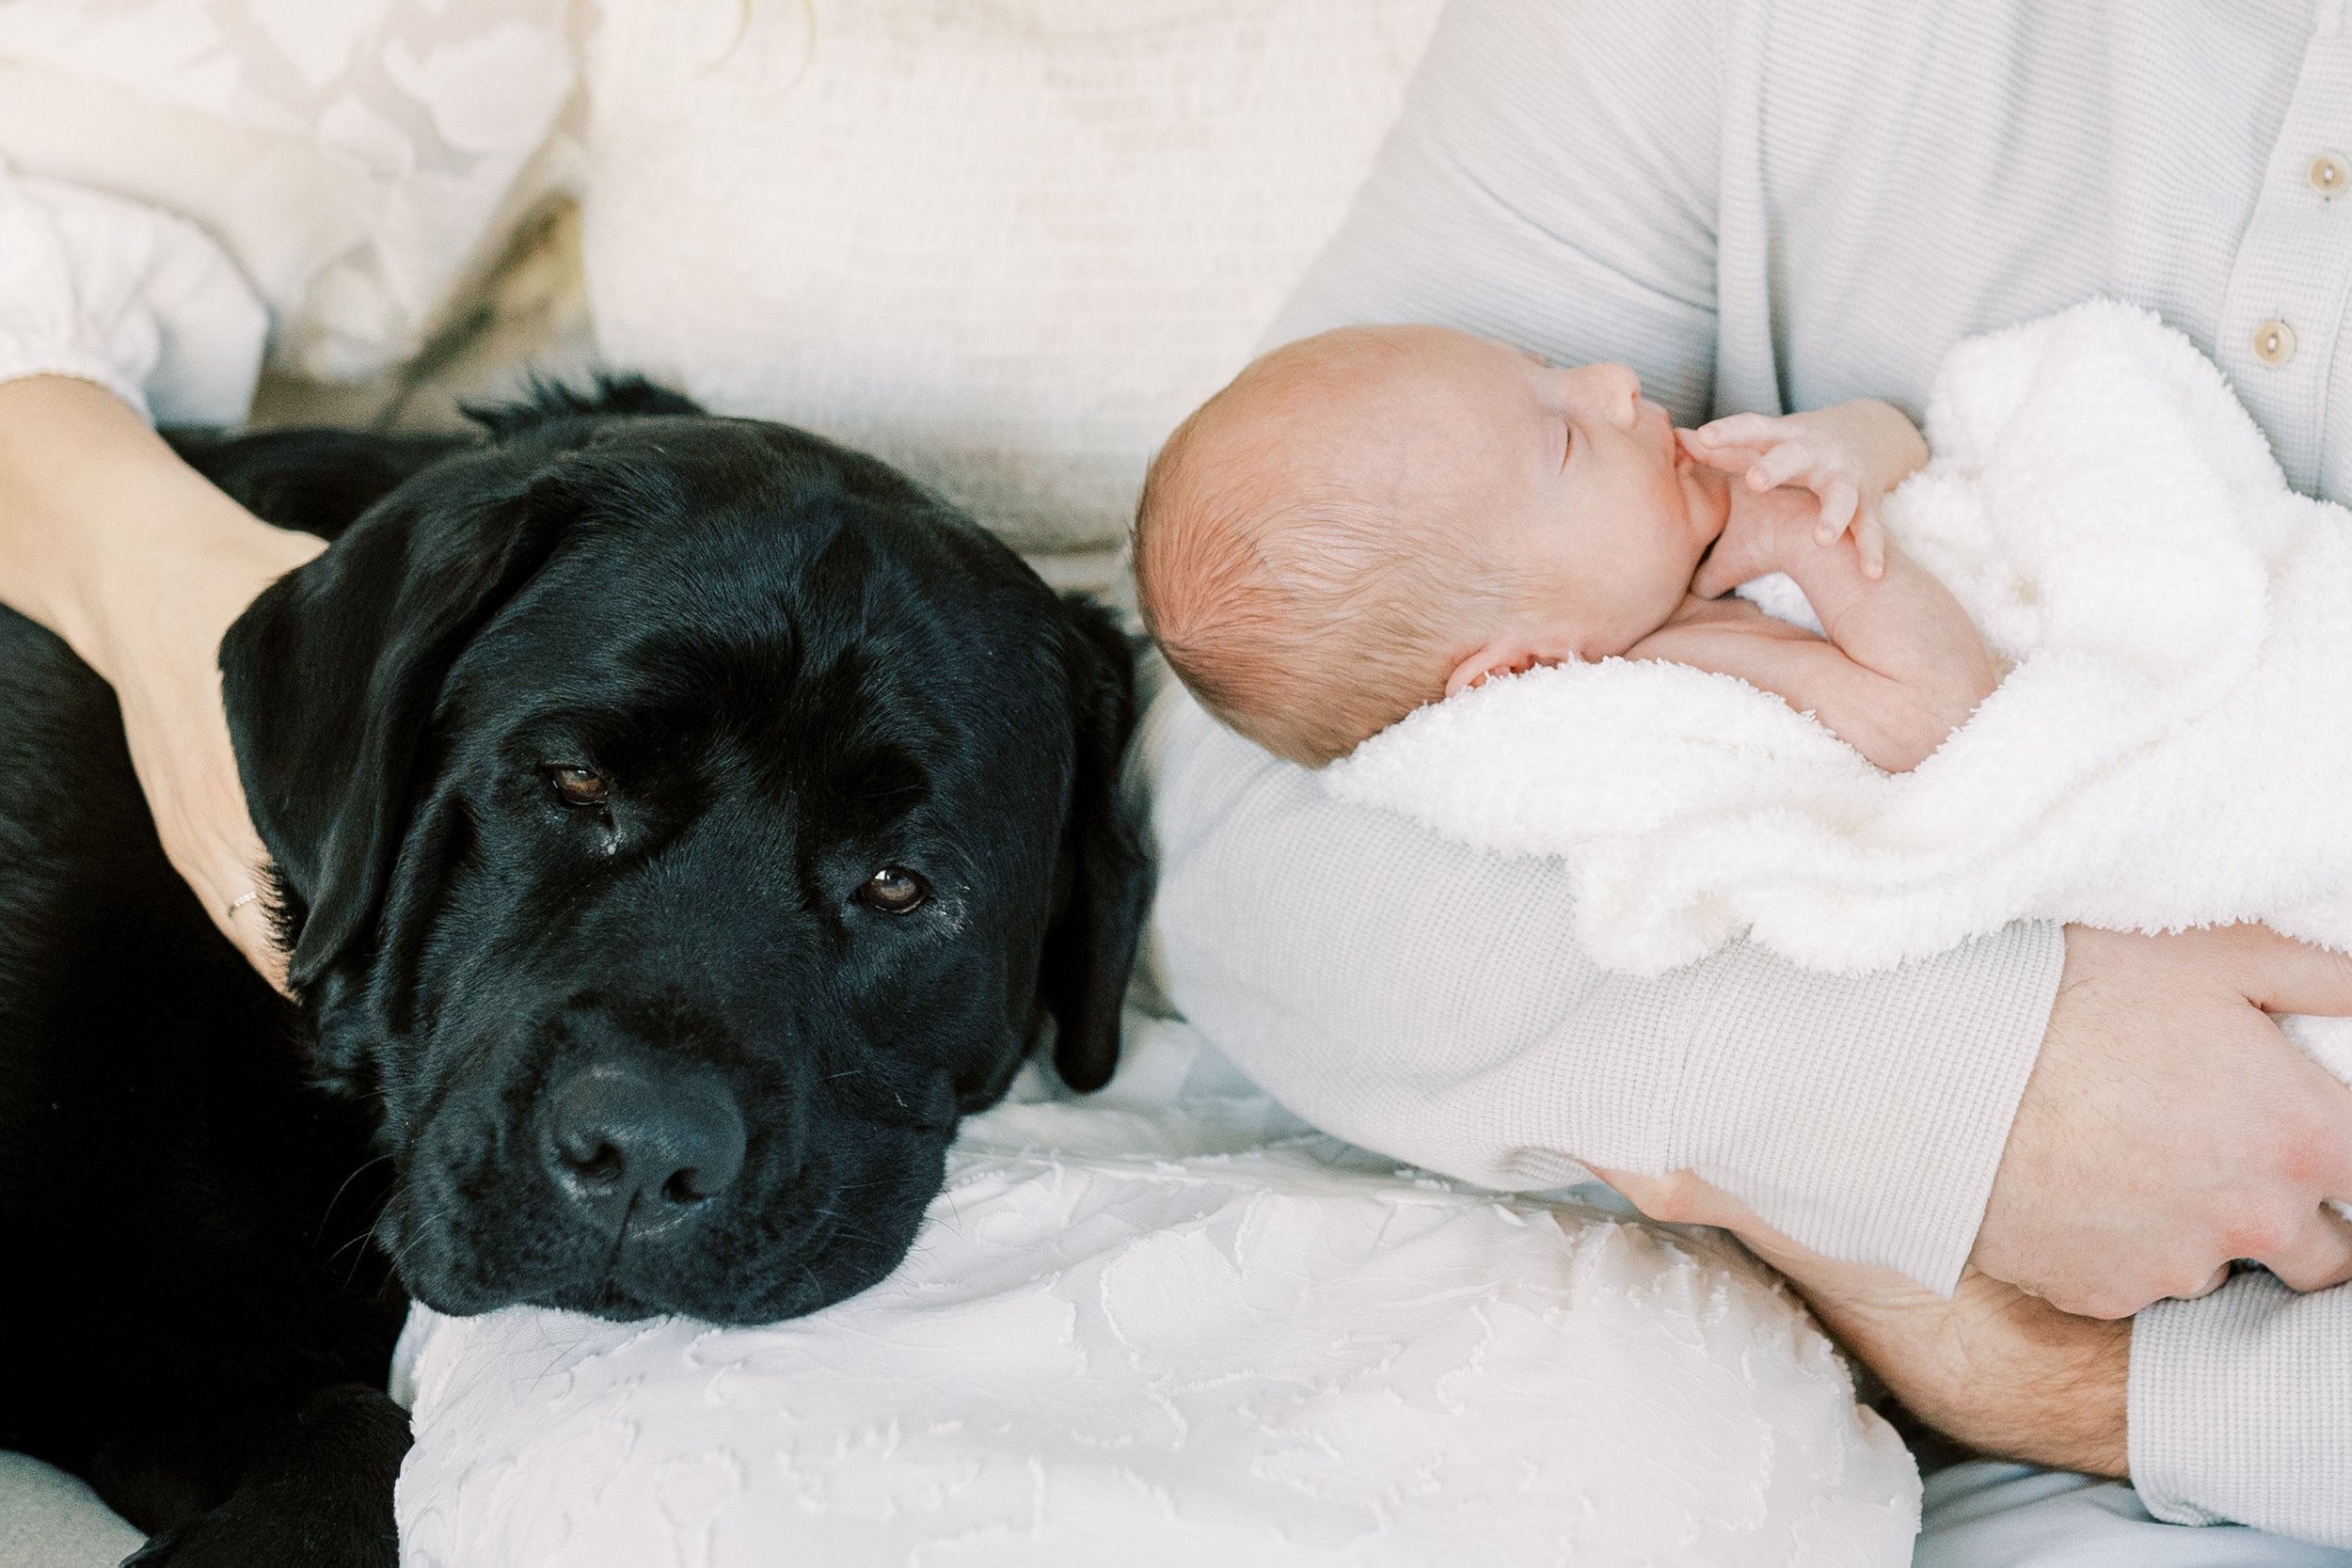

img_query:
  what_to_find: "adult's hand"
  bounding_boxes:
[1745,1230,2132,1478]
[1588,1169,2132,1474]
[1973,925,2352,1318]
[0,376,322,989]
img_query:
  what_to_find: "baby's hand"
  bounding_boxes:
[1682,404,1919,579]
[1689,479,1827,600]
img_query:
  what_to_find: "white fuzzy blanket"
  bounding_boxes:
[1328,301,2352,1071]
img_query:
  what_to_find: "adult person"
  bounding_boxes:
[1143,0,2352,1556]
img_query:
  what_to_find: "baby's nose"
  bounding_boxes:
[1596,364,1644,424]
[1549,361,1645,424]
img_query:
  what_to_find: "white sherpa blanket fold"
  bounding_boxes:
[1327,302,2352,1047]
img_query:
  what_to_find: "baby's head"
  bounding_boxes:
[1136,325,1720,765]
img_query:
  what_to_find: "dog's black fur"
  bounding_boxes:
[0,381,1150,1564]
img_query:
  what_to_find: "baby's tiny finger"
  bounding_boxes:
[1750,441,1814,491]
[1814,481,1859,544]
[1857,505,1888,580]
[1682,430,1770,475]
[1693,411,1778,446]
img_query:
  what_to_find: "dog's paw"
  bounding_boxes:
[120,1500,396,1568]
[117,1383,408,1568]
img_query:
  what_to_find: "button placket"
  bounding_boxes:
[2216,25,2352,493]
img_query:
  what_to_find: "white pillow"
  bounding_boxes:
[0,0,577,381]
[580,0,1446,553]
[393,1016,1920,1568]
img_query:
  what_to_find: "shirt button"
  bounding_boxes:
[2311,150,2349,196]
[2253,318,2298,365]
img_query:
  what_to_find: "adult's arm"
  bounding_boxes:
[1146,685,2058,1290]
[0,170,317,983]
[1733,1196,2352,1547]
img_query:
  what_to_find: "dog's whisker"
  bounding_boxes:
[315,1153,395,1247]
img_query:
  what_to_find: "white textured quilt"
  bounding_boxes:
[1329,301,2352,1085]
[392,1013,1918,1566]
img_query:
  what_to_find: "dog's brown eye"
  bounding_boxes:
[858,865,928,914]
[549,766,608,808]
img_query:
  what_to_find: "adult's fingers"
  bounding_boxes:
[131,713,294,997]
[2259,1204,2352,1293]
[104,572,301,999]
[220,873,292,994]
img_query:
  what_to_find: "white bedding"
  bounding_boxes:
[392,1012,1919,1567]
[1328,301,2352,1092]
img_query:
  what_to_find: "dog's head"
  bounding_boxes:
[221,400,1149,1323]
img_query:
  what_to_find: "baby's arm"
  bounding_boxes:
[1633,404,1997,772]
[1682,401,1927,578]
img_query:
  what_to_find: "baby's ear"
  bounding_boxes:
[1446,641,1546,697]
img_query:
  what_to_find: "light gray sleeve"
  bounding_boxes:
[1145,688,2061,1291]
[2130,1273,2352,1545]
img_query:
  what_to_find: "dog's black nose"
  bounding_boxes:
[545,1064,747,1225]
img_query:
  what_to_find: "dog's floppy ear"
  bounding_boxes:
[221,460,577,990]
[1041,595,1152,1092]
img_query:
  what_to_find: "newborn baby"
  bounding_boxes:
[1187,301,2352,1002]
[1134,325,1998,771]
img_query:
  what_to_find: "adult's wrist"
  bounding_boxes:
[0,375,317,681]
[1759,1254,2129,1479]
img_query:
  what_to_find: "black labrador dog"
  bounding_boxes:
[0,381,1150,1564]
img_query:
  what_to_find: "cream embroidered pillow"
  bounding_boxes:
[581,0,1444,554]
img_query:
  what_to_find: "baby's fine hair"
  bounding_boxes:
[1133,331,1514,767]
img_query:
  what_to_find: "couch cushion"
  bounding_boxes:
[581,0,1444,553]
